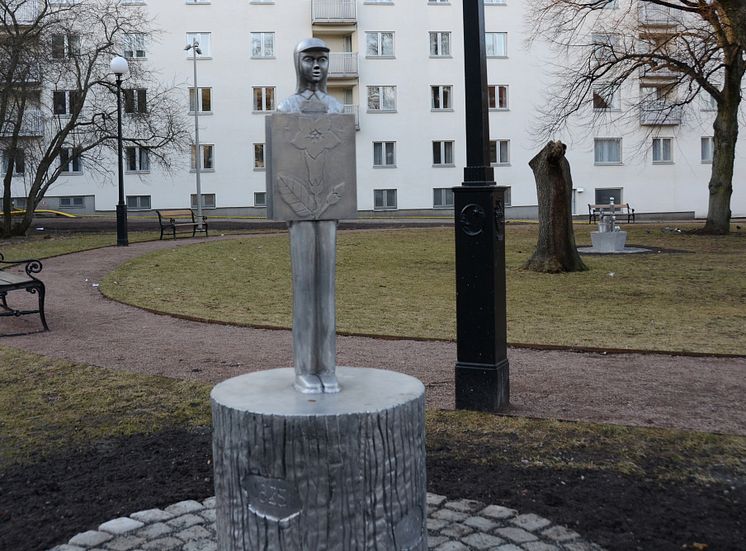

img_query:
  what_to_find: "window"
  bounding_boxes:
[51,34,79,59]
[373,141,395,167]
[254,192,266,207]
[488,85,508,109]
[592,34,619,63]
[594,138,622,165]
[374,189,397,210]
[490,140,510,165]
[2,148,25,175]
[254,143,265,169]
[125,146,150,172]
[595,188,622,205]
[191,144,214,170]
[428,0,449,4]
[366,32,394,57]
[485,0,507,4]
[191,193,216,209]
[593,84,620,110]
[652,137,673,163]
[59,196,85,208]
[431,85,452,110]
[701,93,717,111]
[185,33,211,57]
[367,86,396,111]
[126,195,151,210]
[253,87,275,112]
[432,140,454,166]
[251,32,275,58]
[52,90,80,115]
[59,147,82,173]
[485,32,507,57]
[123,89,147,114]
[11,197,27,209]
[189,87,212,113]
[123,33,146,59]
[433,187,453,208]
[429,32,451,57]
[701,137,714,163]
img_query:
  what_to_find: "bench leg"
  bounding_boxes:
[0,291,7,310]
[25,284,49,330]
[172,227,176,239]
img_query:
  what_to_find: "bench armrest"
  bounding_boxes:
[0,254,44,279]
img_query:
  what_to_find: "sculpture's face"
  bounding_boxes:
[299,49,329,87]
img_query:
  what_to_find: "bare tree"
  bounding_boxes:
[528,0,745,234]
[525,141,588,273]
[1,0,189,237]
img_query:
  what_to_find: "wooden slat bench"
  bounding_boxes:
[588,203,636,224]
[0,253,48,330]
[156,209,208,240]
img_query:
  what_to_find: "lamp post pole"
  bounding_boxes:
[186,39,204,231]
[111,56,129,247]
[453,0,510,411]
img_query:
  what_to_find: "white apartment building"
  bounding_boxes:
[11,0,746,218]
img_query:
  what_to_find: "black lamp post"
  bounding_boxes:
[110,55,129,247]
[453,0,510,411]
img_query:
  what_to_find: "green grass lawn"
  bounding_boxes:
[99,223,746,355]
[3,345,743,484]
[0,231,161,260]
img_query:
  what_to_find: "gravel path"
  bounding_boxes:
[3,234,745,435]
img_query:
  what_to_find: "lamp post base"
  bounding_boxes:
[116,203,128,247]
[455,360,509,412]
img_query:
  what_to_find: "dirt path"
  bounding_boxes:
[3,235,745,435]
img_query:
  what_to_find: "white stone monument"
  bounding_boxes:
[211,39,427,550]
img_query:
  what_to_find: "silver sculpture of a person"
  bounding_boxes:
[278,38,344,115]
[279,38,344,394]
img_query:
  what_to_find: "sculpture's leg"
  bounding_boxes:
[289,221,323,393]
[315,220,339,393]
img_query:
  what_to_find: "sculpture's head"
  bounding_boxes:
[293,38,330,94]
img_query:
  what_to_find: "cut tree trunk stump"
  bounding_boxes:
[524,141,588,273]
[212,367,427,551]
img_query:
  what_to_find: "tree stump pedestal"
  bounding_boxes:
[211,367,427,551]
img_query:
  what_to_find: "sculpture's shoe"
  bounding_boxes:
[319,373,341,394]
[294,374,323,394]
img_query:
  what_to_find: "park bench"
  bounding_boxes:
[0,253,48,330]
[588,203,636,224]
[156,209,208,240]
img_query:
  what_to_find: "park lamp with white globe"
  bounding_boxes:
[110,55,130,247]
[184,39,205,232]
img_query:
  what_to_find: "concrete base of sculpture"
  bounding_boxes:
[590,230,627,252]
[211,367,427,551]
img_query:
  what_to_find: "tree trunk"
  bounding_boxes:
[524,141,587,273]
[702,53,744,235]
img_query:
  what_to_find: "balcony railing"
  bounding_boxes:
[328,52,358,78]
[1,110,44,137]
[640,101,683,126]
[343,104,359,129]
[639,64,679,80]
[2,0,39,25]
[639,4,675,26]
[312,0,356,24]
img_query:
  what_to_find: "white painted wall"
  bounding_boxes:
[30,0,746,218]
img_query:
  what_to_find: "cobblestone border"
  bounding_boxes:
[49,494,605,551]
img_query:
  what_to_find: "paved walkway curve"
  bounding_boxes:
[49,494,605,551]
[3,234,745,434]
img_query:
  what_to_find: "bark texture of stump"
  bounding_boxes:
[524,141,588,273]
[211,367,427,551]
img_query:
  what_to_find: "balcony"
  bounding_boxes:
[312,0,356,25]
[2,0,39,25]
[639,4,676,27]
[343,104,359,130]
[640,101,683,126]
[639,64,679,80]
[1,109,44,137]
[328,52,358,79]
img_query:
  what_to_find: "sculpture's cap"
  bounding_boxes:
[295,37,330,54]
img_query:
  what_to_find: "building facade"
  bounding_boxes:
[8,0,746,218]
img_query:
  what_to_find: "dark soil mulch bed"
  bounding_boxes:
[1,428,743,551]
